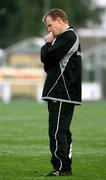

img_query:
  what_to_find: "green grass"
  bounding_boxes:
[0,101,106,180]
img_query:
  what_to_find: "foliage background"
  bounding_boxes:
[0,0,104,48]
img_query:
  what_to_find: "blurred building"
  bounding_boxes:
[0,37,45,102]
[78,28,106,51]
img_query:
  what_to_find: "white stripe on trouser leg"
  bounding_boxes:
[69,143,72,159]
[54,101,62,171]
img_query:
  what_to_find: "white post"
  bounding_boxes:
[2,80,11,103]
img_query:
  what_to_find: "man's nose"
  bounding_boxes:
[48,27,51,33]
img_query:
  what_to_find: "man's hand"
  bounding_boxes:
[44,32,54,43]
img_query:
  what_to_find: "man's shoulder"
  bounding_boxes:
[59,28,77,40]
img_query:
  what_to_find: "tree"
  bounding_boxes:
[0,0,105,48]
[50,0,104,28]
[0,0,44,47]
[0,0,18,47]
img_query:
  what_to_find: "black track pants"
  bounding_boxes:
[47,100,75,172]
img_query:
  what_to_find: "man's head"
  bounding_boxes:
[42,8,69,37]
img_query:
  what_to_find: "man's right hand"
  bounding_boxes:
[44,32,54,43]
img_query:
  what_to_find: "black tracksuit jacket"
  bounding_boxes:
[41,27,82,105]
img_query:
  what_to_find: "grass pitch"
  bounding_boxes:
[0,101,106,180]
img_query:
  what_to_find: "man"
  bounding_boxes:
[40,8,82,176]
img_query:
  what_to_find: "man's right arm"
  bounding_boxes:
[41,30,77,64]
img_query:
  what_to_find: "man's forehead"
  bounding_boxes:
[45,16,54,26]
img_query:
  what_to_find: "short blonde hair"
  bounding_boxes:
[42,8,69,23]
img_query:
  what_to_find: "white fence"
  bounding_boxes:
[0,79,103,103]
[0,79,44,103]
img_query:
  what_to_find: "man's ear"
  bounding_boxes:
[57,17,62,24]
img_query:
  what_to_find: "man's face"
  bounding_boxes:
[45,16,62,37]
